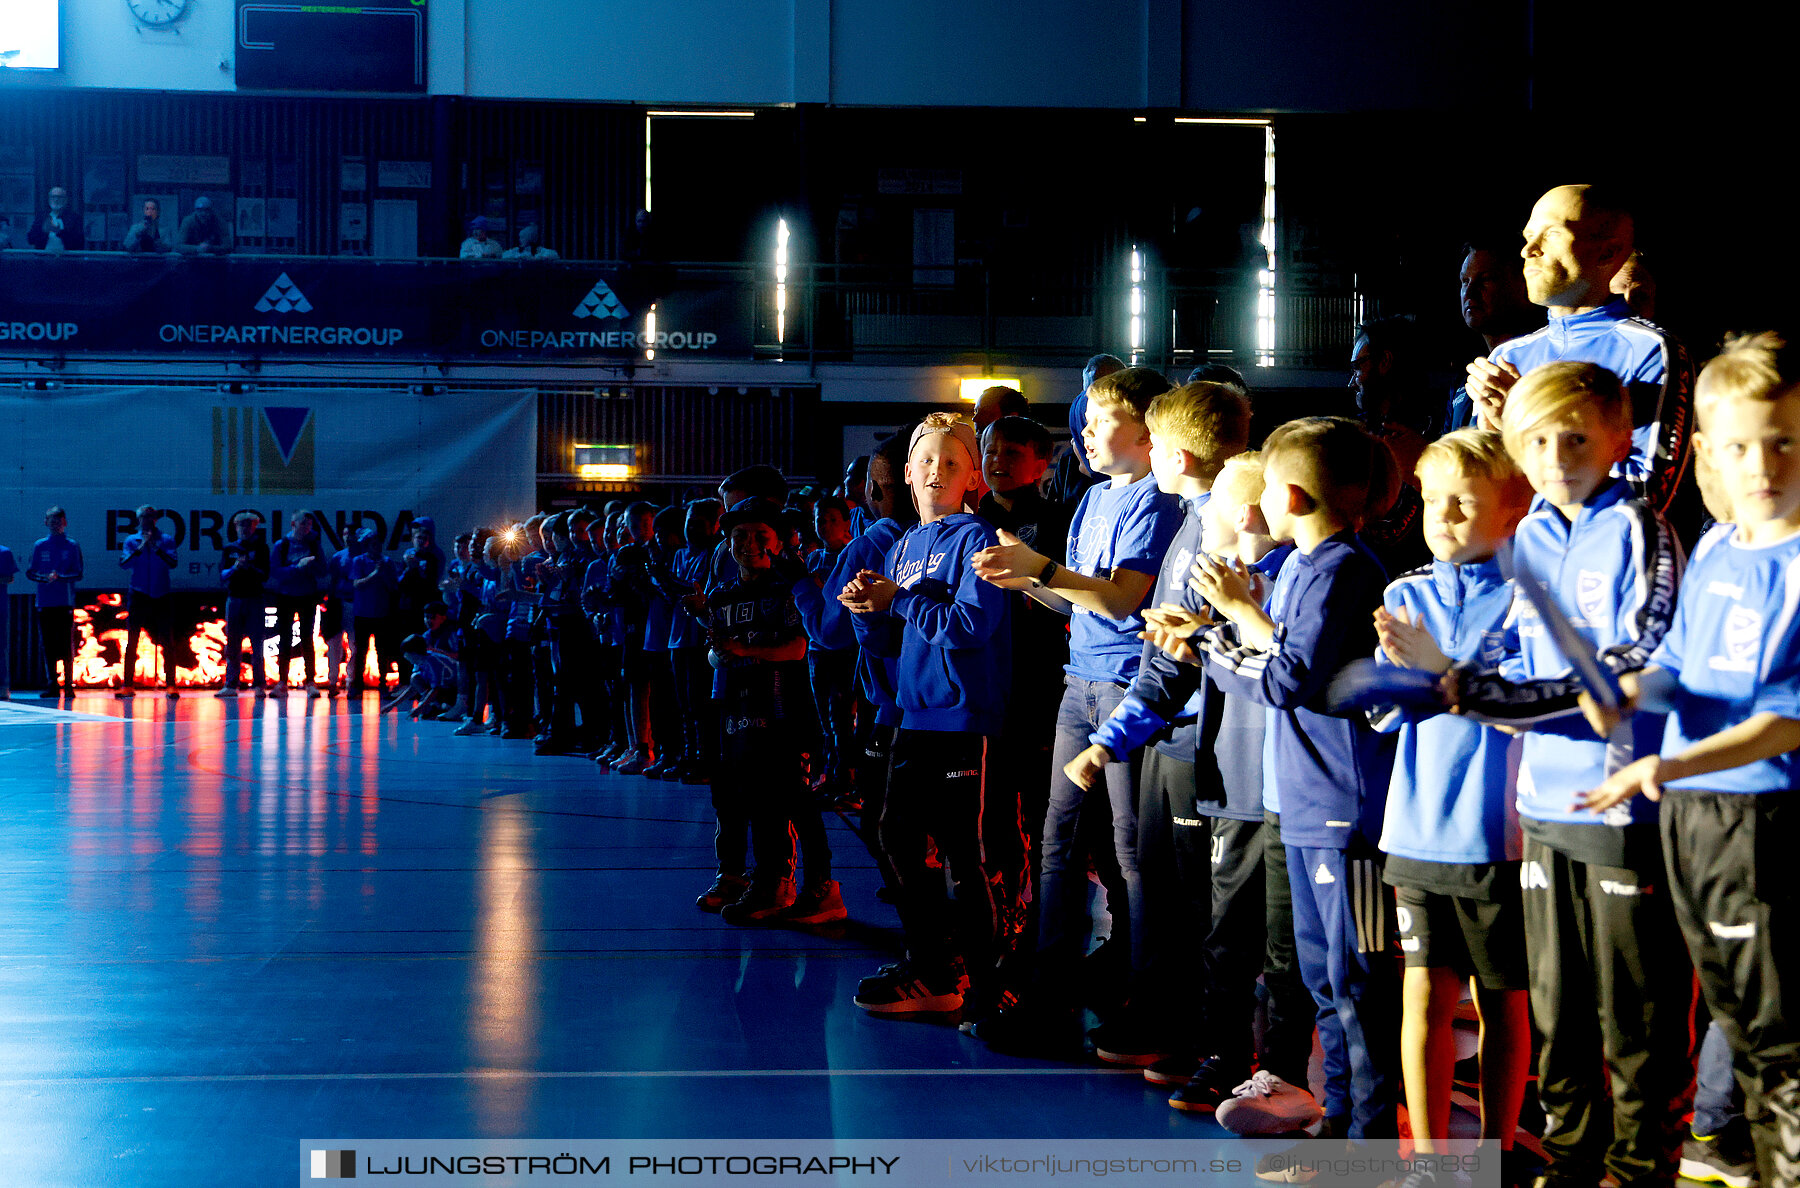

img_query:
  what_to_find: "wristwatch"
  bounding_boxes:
[1029,560,1059,589]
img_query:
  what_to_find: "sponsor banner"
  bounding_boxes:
[0,386,536,591]
[297,1139,1502,1186]
[0,256,749,359]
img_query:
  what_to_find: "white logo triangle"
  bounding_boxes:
[255,272,313,314]
[572,279,630,320]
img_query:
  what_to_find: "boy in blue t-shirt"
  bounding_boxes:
[118,503,180,698]
[968,367,1183,1053]
[1057,380,1250,1068]
[1366,430,1534,1181]
[27,505,83,698]
[1579,334,1800,1188]
[1180,417,1403,1142]
[1451,362,1690,1188]
[845,413,1011,1016]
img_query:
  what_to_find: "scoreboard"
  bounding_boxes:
[236,0,426,93]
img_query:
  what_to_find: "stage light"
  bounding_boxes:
[959,377,1023,403]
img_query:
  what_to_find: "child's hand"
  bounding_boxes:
[1573,754,1664,813]
[839,569,898,613]
[1139,604,1210,665]
[970,530,1045,588]
[1189,554,1258,622]
[1374,607,1452,674]
[1063,744,1113,791]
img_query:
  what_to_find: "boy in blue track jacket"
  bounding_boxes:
[843,413,1011,1017]
[1059,380,1250,1067]
[1451,362,1691,1188]
[1132,453,1317,1122]
[1366,430,1534,1183]
[1178,416,1402,1142]
[1580,335,1800,1188]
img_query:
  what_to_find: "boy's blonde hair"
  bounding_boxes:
[1211,451,1265,513]
[1262,416,1401,529]
[1417,429,1533,511]
[1695,332,1800,431]
[1145,382,1252,478]
[1500,361,1631,459]
[1085,366,1175,422]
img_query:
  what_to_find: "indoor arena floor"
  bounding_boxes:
[0,694,1636,1186]
[0,693,1222,1186]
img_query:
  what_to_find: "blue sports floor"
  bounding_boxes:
[1,694,1238,1186]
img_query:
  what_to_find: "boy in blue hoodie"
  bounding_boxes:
[1577,334,1800,1188]
[843,412,1012,1016]
[1366,429,1535,1183]
[1449,362,1689,1188]
[1180,416,1402,1142]
[118,504,180,698]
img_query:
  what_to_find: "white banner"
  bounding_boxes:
[0,387,537,590]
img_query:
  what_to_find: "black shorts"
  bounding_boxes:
[1393,881,1527,990]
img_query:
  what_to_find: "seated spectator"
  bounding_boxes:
[176,196,232,255]
[28,187,82,253]
[460,216,502,260]
[503,224,559,260]
[123,199,169,255]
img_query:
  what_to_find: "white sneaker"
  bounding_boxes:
[1216,1071,1325,1137]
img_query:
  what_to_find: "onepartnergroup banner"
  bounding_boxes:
[298,1139,1501,1186]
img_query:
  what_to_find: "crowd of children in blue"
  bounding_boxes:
[4,185,1799,1188]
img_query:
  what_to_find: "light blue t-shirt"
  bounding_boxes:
[1063,473,1183,684]
[1654,524,1800,794]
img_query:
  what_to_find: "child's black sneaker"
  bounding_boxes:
[1143,1054,1199,1086]
[720,879,796,925]
[695,873,751,913]
[853,959,967,1014]
[775,880,847,926]
[970,997,1084,1059]
[1089,1009,1175,1067]
[1167,1056,1239,1112]
[1678,1131,1757,1188]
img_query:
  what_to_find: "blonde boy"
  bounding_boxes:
[1368,431,1534,1181]
[1451,362,1691,1188]
[1582,334,1800,1187]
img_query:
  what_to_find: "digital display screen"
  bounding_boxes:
[235,0,425,93]
[2,1,61,70]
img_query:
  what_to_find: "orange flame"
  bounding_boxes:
[71,597,393,689]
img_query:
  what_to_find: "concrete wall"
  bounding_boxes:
[5,0,1527,113]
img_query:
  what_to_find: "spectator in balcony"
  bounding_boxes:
[176,195,232,256]
[460,216,502,260]
[1445,239,1540,432]
[503,223,559,261]
[123,199,169,255]
[623,208,664,264]
[972,385,1028,432]
[27,186,82,253]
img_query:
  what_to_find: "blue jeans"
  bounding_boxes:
[1694,1019,1745,1139]
[1038,675,1143,978]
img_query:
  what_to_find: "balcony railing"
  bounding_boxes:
[0,250,1362,370]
